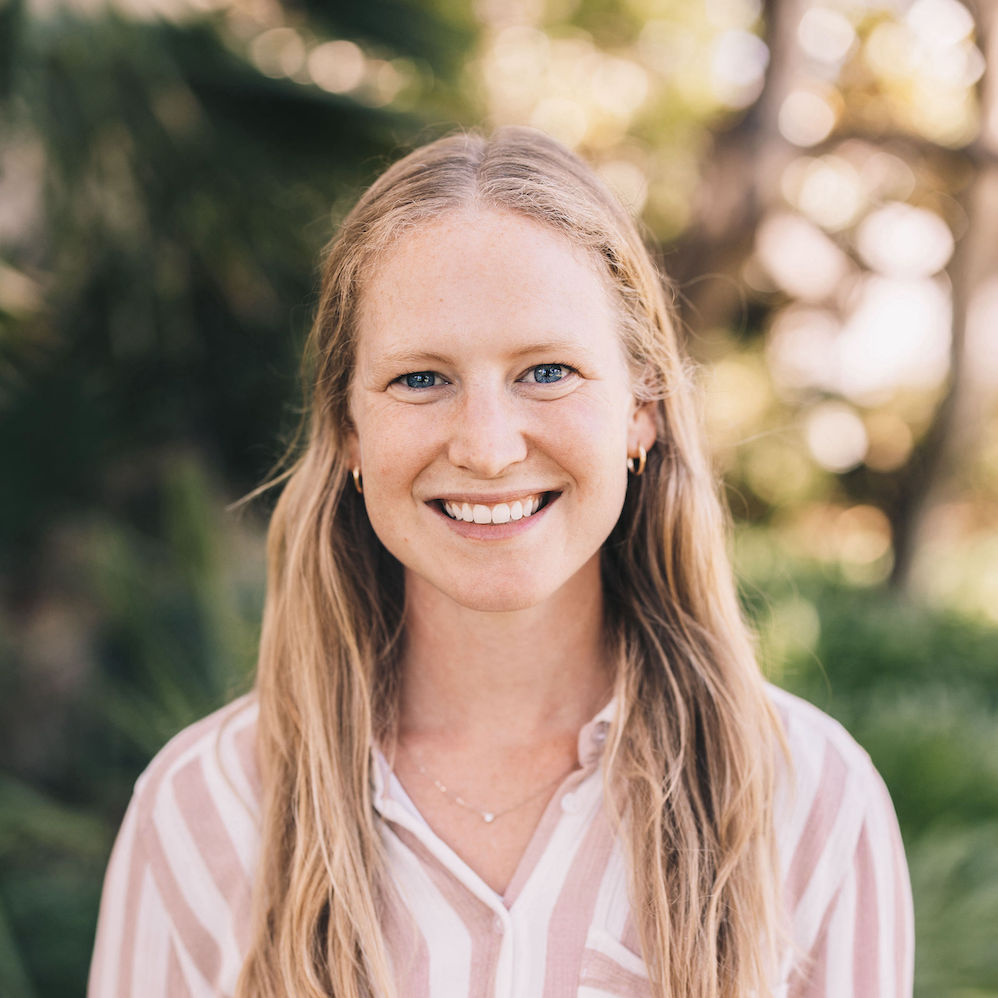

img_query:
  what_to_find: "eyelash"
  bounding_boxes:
[394,364,577,390]
[525,364,574,384]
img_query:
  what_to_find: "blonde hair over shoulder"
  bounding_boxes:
[237,127,785,998]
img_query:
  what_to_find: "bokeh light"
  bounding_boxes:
[779,88,839,146]
[249,27,306,79]
[308,41,367,95]
[856,202,955,279]
[782,155,865,231]
[755,212,852,301]
[837,275,951,400]
[806,400,869,472]
[712,29,769,107]
[864,1,983,146]
[798,6,856,66]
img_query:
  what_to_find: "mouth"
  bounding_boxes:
[435,491,558,525]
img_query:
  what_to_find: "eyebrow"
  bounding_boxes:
[369,340,591,373]
[369,351,454,372]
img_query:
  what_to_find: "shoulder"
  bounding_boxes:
[766,683,884,810]
[131,693,261,838]
[90,696,262,997]
[127,694,262,907]
[766,683,894,873]
[765,685,912,972]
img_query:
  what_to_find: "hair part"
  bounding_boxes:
[237,126,786,998]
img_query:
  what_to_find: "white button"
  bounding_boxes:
[561,793,578,813]
[492,915,504,933]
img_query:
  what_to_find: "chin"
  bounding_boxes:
[455,584,551,614]
[432,571,560,614]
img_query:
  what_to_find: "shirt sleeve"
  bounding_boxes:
[88,792,196,997]
[789,765,915,998]
[88,700,259,998]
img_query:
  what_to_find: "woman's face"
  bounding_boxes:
[348,207,655,614]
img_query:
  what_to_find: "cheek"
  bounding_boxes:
[357,407,436,481]
[355,416,442,555]
[551,395,630,472]
[545,407,630,530]
[359,445,425,556]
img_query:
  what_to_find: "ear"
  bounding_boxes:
[344,429,360,470]
[346,433,360,468]
[628,400,657,456]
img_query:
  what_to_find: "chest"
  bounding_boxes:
[389,733,586,896]
[375,765,653,997]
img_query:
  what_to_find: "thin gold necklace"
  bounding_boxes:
[403,745,575,824]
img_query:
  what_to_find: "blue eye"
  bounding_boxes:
[402,372,438,389]
[530,365,568,384]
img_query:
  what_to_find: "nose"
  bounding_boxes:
[446,383,528,478]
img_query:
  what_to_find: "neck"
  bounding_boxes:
[397,558,612,747]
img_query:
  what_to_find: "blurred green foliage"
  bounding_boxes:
[0,455,260,997]
[0,1,474,994]
[741,535,998,997]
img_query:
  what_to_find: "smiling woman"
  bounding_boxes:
[88,128,913,998]
[348,207,653,614]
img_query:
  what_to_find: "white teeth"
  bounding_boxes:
[441,494,546,524]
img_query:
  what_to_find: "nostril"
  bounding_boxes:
[447,410,528,475]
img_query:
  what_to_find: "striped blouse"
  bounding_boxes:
[88,686,914,997]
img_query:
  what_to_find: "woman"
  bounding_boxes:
[89,128,913,998]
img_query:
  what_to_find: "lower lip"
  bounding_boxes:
[430,495,559,540]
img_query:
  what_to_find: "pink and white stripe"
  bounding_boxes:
[89,687,914,997]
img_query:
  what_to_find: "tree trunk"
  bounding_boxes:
[890,0,998,592]
[666,0,805,340]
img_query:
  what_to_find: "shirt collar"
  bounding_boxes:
[371,696,618,815]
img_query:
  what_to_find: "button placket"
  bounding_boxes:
[491,906,515,998]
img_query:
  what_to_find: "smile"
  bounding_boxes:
[439,492,552,524]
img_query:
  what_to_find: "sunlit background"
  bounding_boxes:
[1,0,996,994]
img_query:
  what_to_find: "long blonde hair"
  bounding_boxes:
[237,127,784,998]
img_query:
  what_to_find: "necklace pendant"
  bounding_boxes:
[483,812,496,823]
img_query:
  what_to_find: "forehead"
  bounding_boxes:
[355,208,621,364]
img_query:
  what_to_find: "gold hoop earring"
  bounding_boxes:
[351,466,363,494]
[626,445,647,477]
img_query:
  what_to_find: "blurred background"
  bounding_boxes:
[1,0,996,993]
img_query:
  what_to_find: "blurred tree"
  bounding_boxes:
[470,0,998,607]
[0,0,477,766]
[0,1,474,993]
[889,0,998,589]
[0,0,473,572]
[471,4,998,993]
